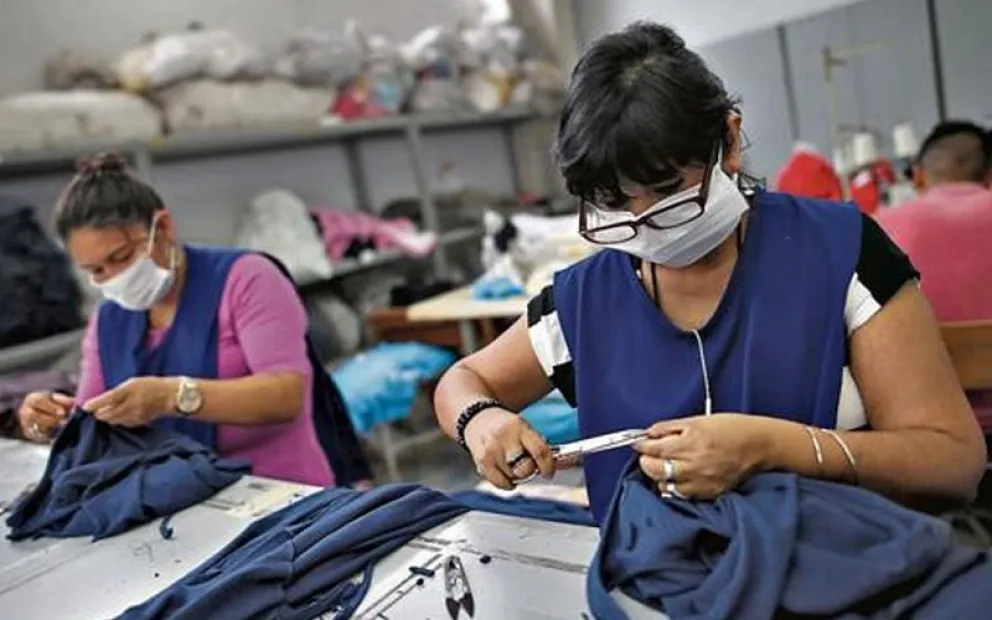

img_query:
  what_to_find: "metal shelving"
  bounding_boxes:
[0,105,543,279]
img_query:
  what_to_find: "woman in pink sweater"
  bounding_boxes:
[15,154,369,487]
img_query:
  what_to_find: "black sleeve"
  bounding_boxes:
[856,214,920,306]
[526,285,578,408]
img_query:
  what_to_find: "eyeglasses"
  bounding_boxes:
[578,144,720,245]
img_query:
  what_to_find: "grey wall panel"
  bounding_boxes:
[697,29,796,181]
[935,0,992,123]
[785,0,939,157]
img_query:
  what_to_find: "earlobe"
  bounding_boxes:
[723,112,745,174]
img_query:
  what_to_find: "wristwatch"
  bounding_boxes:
[174,376,204,417]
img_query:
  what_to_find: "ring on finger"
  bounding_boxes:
[31,423,41,438]
[661,480,687,501]
[507,452,532,470]
[662,458,677,482]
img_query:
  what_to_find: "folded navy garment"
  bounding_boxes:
[117,484,469,620]
[588,460,992,620]
[5,409,250,541]
[451,490,595,527]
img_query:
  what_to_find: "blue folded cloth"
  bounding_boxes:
[331,342,456,434]
[588,460,992,620]
[521,390,579,445]
[451,490,594,527]
[6,409,250,542]
[117,484,468,620]
[470,275,525,300]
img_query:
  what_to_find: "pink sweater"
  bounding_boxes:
[878,183,992,430]
[76,254,335,486]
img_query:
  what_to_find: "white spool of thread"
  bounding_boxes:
[852,132,878,168]
[893,122,918,159]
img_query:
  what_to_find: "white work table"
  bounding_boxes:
[405,286,529,353]
[0,438,656,619]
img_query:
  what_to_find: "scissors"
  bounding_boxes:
[444,554,475,619]
[509,428,648,483]
[551,428,648,462]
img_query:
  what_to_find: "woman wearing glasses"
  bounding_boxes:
[434,21,985,522]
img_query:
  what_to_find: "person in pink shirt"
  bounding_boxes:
[15,153,370,487]
[877,120,992,432]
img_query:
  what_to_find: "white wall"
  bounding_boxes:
[573,0,870,47]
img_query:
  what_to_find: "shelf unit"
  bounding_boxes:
[0,105,544,280]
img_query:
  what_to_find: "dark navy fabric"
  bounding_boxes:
[553,191,863,521]
[451,490,595,527]
[117,485,468,620]
[588,461,992,620]
[97,245,372,485]
[97,245,241,447]
[5,409,249,541]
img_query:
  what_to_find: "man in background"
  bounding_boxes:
[877,120,992,437]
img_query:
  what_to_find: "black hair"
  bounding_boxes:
[53,152,164,241]
[916,120,992,183]
[554,22,739,209]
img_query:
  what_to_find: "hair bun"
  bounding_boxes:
[77,152,127,175]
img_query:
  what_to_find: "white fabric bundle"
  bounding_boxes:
[0,90,160,152]
[237,189,334,285]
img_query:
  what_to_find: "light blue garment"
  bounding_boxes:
[470,275,525,300]
[521,391,580,445]
[331,343,457,434]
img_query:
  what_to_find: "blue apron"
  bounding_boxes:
[553,191,862,521]
[97,246,372,486]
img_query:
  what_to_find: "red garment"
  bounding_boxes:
[776,149,844,201]
[849,161,898,215]
[877,183,992,430]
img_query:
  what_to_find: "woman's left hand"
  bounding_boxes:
[634,413,773,500]
[82,377,174,427]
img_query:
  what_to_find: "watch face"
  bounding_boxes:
[178,380,202,414]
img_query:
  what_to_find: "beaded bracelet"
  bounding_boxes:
[455,398,504,450]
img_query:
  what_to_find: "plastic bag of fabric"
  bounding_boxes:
[44,51,118,90]
[0,197,83,349]
[115,29,265,92]
[274,27,365,88]
[156,79,333,132]
[237,190,333,285]
[0,91,160,152]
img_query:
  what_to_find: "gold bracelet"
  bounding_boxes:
[822,429,859,484]
[803,426,824,474]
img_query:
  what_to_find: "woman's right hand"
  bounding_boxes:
[463,407,556,490]
[17,392,74,443]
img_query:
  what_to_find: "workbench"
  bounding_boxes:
[0,438,657,619]
[406,286,529,354]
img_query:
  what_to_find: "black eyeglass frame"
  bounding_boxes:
[578,143,722,245]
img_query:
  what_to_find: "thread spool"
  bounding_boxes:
[893,122,918,159]
[851,132,878,168]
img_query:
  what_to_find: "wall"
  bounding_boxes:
[934,0,992,123]
[573,0,870,48]
[0,0,523,245]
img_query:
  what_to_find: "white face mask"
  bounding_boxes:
[91,219,177,311]
[590,157,750,267]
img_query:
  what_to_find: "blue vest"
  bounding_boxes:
[97,246,373,486]
[553,191,862,521]
[98,246,240,447]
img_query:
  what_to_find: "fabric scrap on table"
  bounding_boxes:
[5,409,250,541]
[588,459,992,620]
[452,490,595,527]
[117,484,468,620]
[331,342,456,434]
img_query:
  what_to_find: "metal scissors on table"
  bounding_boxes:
[444,554,475,619]
[510,428,648,483]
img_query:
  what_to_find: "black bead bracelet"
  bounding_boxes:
[455,398,504,450]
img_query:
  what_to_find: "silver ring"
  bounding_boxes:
[31,423,41,437]
[663,459,677,482]
[663,480,687,500]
